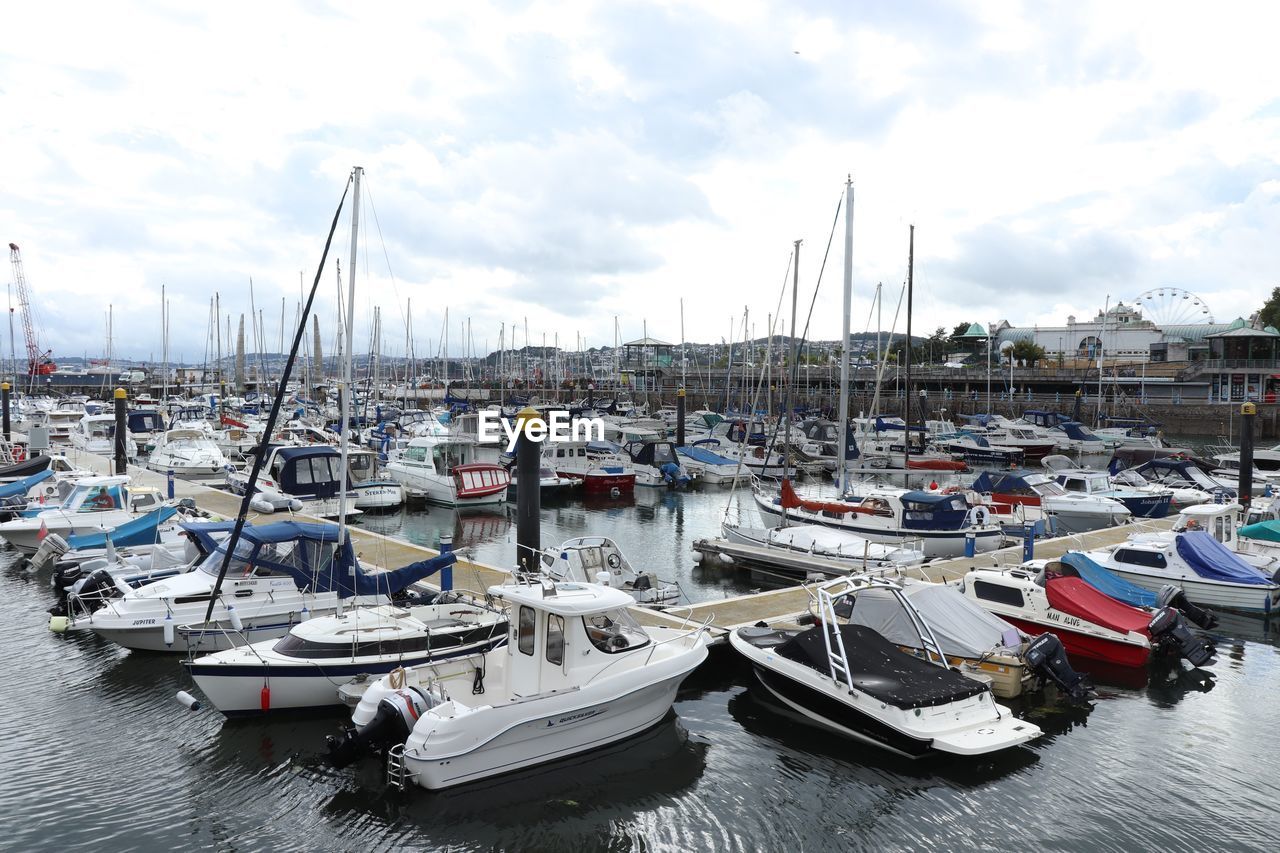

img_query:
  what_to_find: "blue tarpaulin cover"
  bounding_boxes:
[0,469,52,500]
[68,506,178,549]
[1175,531,1272,585]
[1059,552,1157,607]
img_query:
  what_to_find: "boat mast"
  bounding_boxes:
[903,225,913,471]
[782,238,800,517]
[1097,294,1108,427]
[337,166,362,543]
[837,176,854,494]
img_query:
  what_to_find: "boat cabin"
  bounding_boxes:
[490,581,652,698]
[624,439,680,469]
[127,410,166,437]
[269,446,348,500]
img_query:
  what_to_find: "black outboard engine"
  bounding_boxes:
[1148,607,1216,667]
[1024,633,1092,703]
[49,568,123,618]
[53,561,90,596]
[1156,585,1218,630]
[327,687,434,768]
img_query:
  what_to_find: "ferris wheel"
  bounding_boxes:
[1134,288,1214,327]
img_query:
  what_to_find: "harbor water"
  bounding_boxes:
[1,472,1276,851]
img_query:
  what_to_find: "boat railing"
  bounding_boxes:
[815,574,952,679]
[582,616,713,686]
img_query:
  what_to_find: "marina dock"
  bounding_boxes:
[59,447,1176,640]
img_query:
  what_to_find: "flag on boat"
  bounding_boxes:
[37,519,48,541]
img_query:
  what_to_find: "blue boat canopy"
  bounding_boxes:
[1175,531,1273,585]
[677,445,736,466]
[0,468,52,500]
[900,491,970,530]
[1058,552,1157,607]
[1057,422,1097,441]
[191,519,456,598]
[67,506,179,550]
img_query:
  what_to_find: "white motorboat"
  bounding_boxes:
[676,441,743,484]
[708,522,925,580]
[70,413,138,459]
[226,445,362,519]
[387,433,510,507]
[146,427,232,480]
[968,470,1131,534]
[1078,530,1280,615]
[0,475,166,553]
[540,536,680,607]
[186,595,508,716]
[824,576,1089,700]
[754,480,1004,559]
[328,578,709,790]
[82,520,451,652]
[347,448,405,510]
[730,575,1042,757]
[548,440,637,494]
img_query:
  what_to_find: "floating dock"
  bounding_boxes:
[55,447,1176,639]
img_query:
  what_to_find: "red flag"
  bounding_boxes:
[37,519,48,542]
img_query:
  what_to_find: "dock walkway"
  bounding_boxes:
[55,447,1174,637]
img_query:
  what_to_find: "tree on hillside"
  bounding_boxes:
[1259,286,1280,329]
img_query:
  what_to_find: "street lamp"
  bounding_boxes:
[1000,340,1015,412]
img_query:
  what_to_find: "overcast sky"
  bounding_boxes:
[3,1,1278,363]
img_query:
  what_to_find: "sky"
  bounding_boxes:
[2,0,1279,364]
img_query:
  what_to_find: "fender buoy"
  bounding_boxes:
[12,446,25,462]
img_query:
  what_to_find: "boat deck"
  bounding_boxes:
[53,447,1177,638]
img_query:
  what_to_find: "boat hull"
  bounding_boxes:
[756,500,1002,559]
[1102,565,1280,615]
[1000,615,1150,668]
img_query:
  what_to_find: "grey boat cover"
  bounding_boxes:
[847,582,1022,659]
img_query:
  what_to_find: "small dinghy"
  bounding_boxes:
[730,575,1042,758]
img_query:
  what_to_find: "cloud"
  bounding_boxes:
[1,0,1278,363]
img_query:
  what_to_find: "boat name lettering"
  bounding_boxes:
[549,708,605,727]
[1046,611,1081,628]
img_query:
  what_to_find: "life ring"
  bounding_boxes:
[12,446,25,462]
[968,506,990,528]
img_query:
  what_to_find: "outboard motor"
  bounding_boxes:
[1024,633,1092,703]
[1155,585,1218,630]
[327,687,434,768]
[49,568,124,618]
[1148,607,1216,667]
[29,533,70,572]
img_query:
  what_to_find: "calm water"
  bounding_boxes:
[2,467,1276,851]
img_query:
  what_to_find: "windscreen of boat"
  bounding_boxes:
[583,608,649,654]
[1175,531,1273,585]
[778,623,989,709]
[197,539,268,577]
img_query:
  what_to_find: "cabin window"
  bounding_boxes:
[517,606,536,655]
[973,580,1024,607]
[1062,478,1085,492]
[546,614,565,665]
[578,448,586,457]
[403,446,428,463]
[1215,516,1228,541]
[1114,548,1166,569]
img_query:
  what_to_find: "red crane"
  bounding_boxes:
[8,243,57,376]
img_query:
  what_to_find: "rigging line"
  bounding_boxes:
[723,255,793,514]
[362,182,408,331]
[798,193,844,344]
[197,173,353,634]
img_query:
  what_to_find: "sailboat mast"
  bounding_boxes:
[903,226,914,471]
[782,238,800,517]
[337,166,362,541]
[837,177,854,494]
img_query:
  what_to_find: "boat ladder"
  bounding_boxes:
[385,744,407,791]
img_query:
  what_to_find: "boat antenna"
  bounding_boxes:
[198,174,352,633]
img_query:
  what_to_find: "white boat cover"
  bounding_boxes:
[766,524,896,558]
[847,583,1022,659]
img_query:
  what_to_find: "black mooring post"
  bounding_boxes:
[1,382,10,442]
[675,386,686,448]
[113,387,128,474]
[515,406,542,575]
[1239,401,1256,509]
